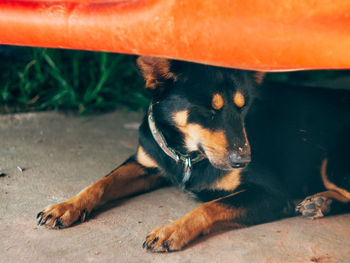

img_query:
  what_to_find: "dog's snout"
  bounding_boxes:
[228,152,251,168]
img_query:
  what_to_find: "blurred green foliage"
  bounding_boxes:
[0,46,348,114]
[0,46,148,114]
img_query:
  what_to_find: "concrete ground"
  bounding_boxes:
[0,110,349,263]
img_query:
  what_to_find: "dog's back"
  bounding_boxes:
[247,82,350,198]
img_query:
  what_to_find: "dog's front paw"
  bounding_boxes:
[37,200,89,228]
[143,221,192,253]
[295,195,332,219]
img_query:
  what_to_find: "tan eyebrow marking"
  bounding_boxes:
[233,92,245,108]
[211,169,242,191]
[212,94,224,110]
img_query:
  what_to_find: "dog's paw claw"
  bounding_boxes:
[161,241,170,251]
[36,211,43,219]
[37,212,52,226]
[53,218,62,228]
[40,215,52,226]
[296,195,332,219]
[144,237,159,250]
[37,216,43,225]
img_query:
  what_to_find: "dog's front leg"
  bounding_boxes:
[143,186,293,252]
[37,156,166,228]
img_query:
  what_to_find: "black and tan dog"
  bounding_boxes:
[37,57,350,252]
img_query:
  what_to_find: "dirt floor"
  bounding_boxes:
[0,111,349,263]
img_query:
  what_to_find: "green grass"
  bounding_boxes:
[0,46,148,114]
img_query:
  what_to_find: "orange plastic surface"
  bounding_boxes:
[1,0,350,71]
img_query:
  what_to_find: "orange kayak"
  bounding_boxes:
[1,0,350,71]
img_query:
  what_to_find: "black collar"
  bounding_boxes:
[148,104,205,183]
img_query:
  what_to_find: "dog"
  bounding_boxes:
[37,57,350,252]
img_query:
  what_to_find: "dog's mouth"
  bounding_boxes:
[211,161,249,171]
[230,162,249,169]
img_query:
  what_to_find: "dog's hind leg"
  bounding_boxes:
[295,189,349,218]
[296,123,350,218]
[37,149,166,228]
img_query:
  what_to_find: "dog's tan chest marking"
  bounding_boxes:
[212,169,242,191]
[233,92,245,108]
[212,93,224,110]
[136,146,159,168]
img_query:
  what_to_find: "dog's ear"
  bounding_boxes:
[137,56,176,89]
[254,72,266,84]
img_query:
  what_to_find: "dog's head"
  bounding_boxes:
[138,56,262,171]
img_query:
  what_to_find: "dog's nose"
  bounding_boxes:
[228,152,251,168]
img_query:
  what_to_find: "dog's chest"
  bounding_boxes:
[165,162,240,201]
